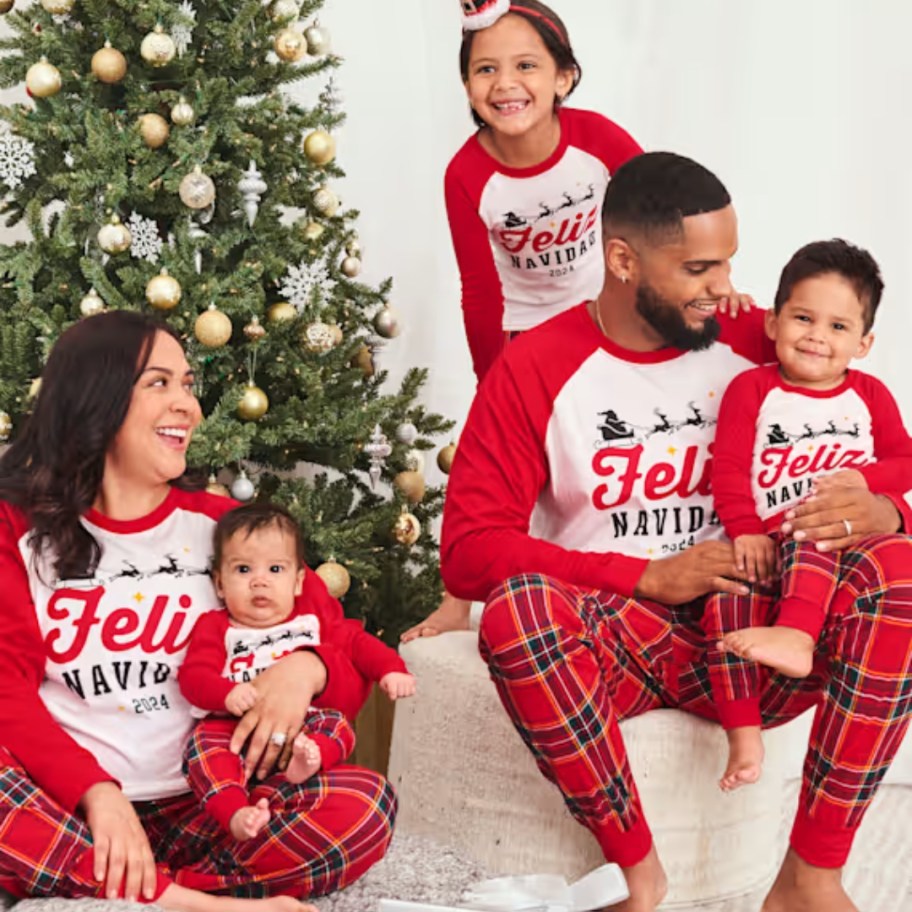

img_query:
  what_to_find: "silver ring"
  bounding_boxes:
[842,518,852,536]
[269,732,287,747]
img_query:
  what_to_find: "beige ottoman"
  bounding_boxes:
[388,632,793,908]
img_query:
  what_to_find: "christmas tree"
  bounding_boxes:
[0,0,453,645]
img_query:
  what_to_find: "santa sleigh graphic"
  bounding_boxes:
[594,402,715,450]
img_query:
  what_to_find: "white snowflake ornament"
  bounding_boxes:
[127,212,163,264]
[279,257,336,310]
[0,132,36,190]
[171,1,197,57]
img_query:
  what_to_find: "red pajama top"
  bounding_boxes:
[445,108,642,380]
[712,364,912,536]
[440,304,912,601]
[0,488,377,812]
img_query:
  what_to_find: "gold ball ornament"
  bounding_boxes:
[0,410,11,442]
[237,383,269,421]
[26,58,62,98]
[394,470,426,504]
[97,215,132,255]
[301,220,324,242]
[205,474,231,498]
[170,97,196,126]
[392,511,421,546]
[243,316,266,341]
[304,22,331,56]
[315,560,351,599]
[40,0,74,13]
[179,166,216,210]
[340,256,362,279]
[373,305,401,339]
[267,301,297,323]
[313,186,339,217]
[302,321,335,353]
[145,268,182,310]
[352,343,374,377]
[303,129,335,166]
[437,442,457,474]
[274,27,307,62]
[268,0,300,20]
[138,113,170,148]
[91,43,127,84]
[0,1,15,14]
[195,305,232,348]
[28,378,42,399]
[328,324,343,346]
[79,287,105,317]
[140,26,176,67]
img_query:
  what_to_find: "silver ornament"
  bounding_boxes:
[188,217,208,274]
[304,22,331,56]
[238,160,267,227]
[302,321,335,353]
[171,97,196,126]
[395,422,418,445]
[179,166,216,210]
[40,0,75,13]
[373,305,401,339]
[97,216,132,254]
[404,448,424,473]
[313,186,339,217]
[364,424,391,489]
[140,26,177,67]
[269,0,300,20]
[79,287,105,317]
[230,472,255,501]
[340,256,361,278]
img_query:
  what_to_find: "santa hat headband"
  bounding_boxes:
[461,0,565,43]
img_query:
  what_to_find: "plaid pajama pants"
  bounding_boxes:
[478,534,912,869]
[701,538,844,729]
[0,747,395,902]
[184,709,357,831]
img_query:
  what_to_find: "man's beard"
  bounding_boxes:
[635,283,721,351]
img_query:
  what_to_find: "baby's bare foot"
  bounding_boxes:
[285,734,322,784]
[229,797,270,841]
[720,626,815,678]
[720,726,764,792]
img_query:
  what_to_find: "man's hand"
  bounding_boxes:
[733,533,777,584]
[379,671,416,700]
[634,541,751,605]
[225,682,258,716]
[229,650,327,780]
[780,485,901,552]
[400,592,471,642]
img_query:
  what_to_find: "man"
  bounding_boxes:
[438,152,912,912]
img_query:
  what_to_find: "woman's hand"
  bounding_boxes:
[230,650,327,780]
[81,781,157,902]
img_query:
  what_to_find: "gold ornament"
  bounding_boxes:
[392,510,421,546]
[206,474,231,498]
[268,0,300,20]
[145,268,182,310]
[315,560,351,599]
[97,215,132,255]
[194,304,232,348]
[313,186,339,217]
[243,316,266,341]
[304,22,331,56]
[437,442,457,474]
[352,343,374,377]
[171,97,196,126]
[0,410,11,442]
[303,129,335,166]
[274,27,307,62]
[341,256,361,278]
[28,378,42,399]
[26,58,62,98]
[373,305,401,339]
[140,25,176,67]
[91,43,127,84]
[40,0,74,13]
[179,166,216,210]
[237,383,269,420]
[301,220,324,242]
[79,287,105,317]
[328,324,343,346]
[302,321,335,353]
[0,1,15,15]
[394,470,426,504]
[138,113,170,148]
[267,301,297,323]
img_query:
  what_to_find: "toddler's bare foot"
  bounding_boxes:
[720,626,815,677]
[229,797,270,841]
[609,845,667,911]
[720,726,764,792]
[285,733,322,784]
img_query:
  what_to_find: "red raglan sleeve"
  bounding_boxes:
[444,154,505,384]
[178,610,234,712]
[0,505,115,812]
[575,109,643,173]
[853,374,912,530]
[711,368,770,538]
[441,342,647,601]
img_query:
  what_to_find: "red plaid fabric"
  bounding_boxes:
[478,533,912,869]
[702,539,844,729]
[184,709,357,831]
[0,748,395,902]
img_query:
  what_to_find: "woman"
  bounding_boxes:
[0,311,395,911]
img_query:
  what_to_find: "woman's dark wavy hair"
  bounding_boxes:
[0,310,187,580]
[459,1,582,129]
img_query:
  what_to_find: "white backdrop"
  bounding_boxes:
[3,1,912,481]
